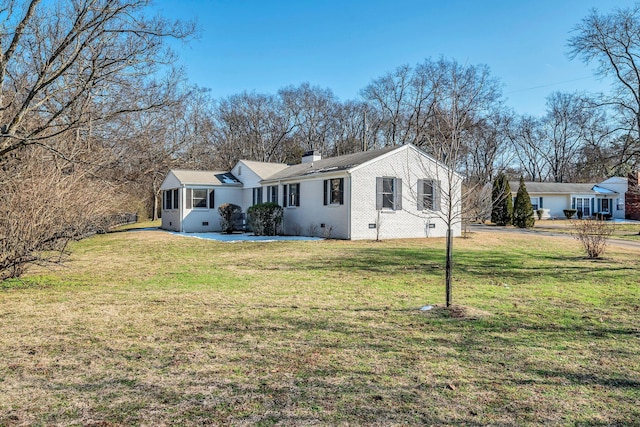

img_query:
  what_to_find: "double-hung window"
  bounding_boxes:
[417,179,439,211]
[164,190,173,210]
[186,188,214,209]
[323,178,344,205]
[252,187,263,205]
[376,177,402,210]
[266,185,278,204]
[283,183,300,207]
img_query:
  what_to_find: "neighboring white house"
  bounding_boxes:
[160,144,462,239]
[509,177,628,219]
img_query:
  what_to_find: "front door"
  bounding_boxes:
[601,199,610,213]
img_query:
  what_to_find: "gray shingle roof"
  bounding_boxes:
[509,181,599,195]
[172,170,241,186]
[263,145,400,182]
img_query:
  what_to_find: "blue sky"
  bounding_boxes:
[152,0,636,116]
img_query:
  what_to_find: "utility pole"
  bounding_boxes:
[362,110,367,151]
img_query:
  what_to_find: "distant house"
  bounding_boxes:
[509,176,631,219]
[160,144,462,239]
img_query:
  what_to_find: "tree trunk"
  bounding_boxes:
[445,227,453,307]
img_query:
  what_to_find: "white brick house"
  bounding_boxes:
[160,144,462,239]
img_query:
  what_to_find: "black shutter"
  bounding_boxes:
[209,189,215,209]
[395,178,402,210]
[376,177,383,210]
[173,189,179,209]
[295,184,300,206]
[339,178,344,205]
[283,185,288,207]
[323,180,328,205]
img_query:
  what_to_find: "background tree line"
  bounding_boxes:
[2,0,640,279]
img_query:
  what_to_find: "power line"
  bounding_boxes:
[506,76,601,94]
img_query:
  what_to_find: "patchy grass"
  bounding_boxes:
[534,219,640,241]
[1,230,639,425]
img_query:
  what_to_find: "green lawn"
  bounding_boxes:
[0,228,639,425]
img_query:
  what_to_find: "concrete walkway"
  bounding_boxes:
[469,223,640,252]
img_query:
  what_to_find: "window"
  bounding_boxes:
[417,179,439,211]
[252,187,263,205]
[617,198,624,211]
[287,183,300,207]
[376,177,402,210]
[164,190,172,210]
[323,178,344,205]
[266,185,278,204]
[530,197,538,211]
[186,188,213,209]
[574,197,591,216]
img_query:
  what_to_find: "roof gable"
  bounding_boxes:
[237,160,289,180]
[599,176,628,185]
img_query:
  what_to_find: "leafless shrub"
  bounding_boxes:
[571,219,614,258]
[322,225,333,239]
[290,222,303,236]
[307,224,318,237]
[0,153,123,280]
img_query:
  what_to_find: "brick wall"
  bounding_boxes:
[626,171,640,220]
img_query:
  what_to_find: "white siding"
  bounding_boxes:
[231,161,263,212]
[162,186,243,232]
[599,178,628,219]
[349,146,461,240]
[279,176,350,239]
[538,194,572,219]
[159,171,181,191]
[160,172,181,231]
[161,200,181,232]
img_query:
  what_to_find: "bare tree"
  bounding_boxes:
[279,83,339,155]
[569,4,640,168]
[361,65,414,146]
[212,92,297,168]
[0,0,194,279]
[0,0,194,161]
[410,58,503,307]
[506,114,549,181]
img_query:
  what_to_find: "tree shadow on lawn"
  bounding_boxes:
[287,246,636,286]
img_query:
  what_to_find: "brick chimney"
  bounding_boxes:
[625,170,640,220]
[301,150,321,164]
